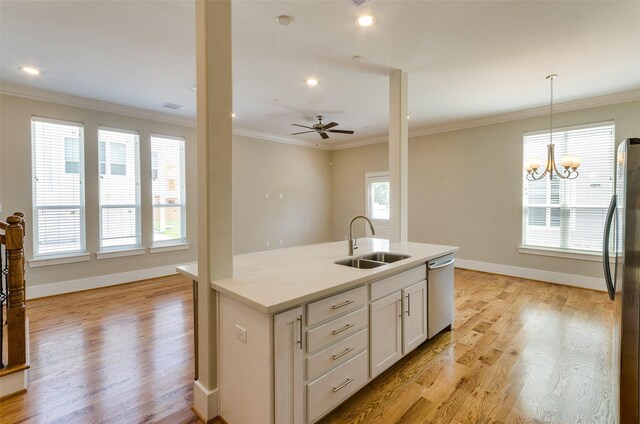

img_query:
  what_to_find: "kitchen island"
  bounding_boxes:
[194,238,457,424]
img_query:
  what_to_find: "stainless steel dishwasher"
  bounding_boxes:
[427,254,455,338]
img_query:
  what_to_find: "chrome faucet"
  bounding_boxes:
[349,215,375,256]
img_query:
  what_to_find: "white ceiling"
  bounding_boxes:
[2,1,640,145]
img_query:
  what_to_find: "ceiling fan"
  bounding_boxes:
[291,115,355,140]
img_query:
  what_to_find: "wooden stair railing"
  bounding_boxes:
[0,212,27,370]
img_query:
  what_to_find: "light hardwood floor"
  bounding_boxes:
[0,269,615,424]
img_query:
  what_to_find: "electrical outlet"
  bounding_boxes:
[266,241,270,248]
[279,240,283,246]
[235,324,247,344]
[265,192,270,199]
[279,192,283,199]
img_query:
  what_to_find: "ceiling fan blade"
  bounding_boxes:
[292,124,314,129]
[319,132,330,140]
[322,122,339,130]
[291,131,316,135]
[328,129,355,134]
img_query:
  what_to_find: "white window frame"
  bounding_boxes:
[365,171,390,226]
[150,134,187,247]
[521,121,615,258]
[97,126,141,252]
[31,116,87,259]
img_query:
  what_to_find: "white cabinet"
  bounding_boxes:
[402,281,428,353]
[370,291,402,377]
[370,272,428,378]
[274,307,304,424]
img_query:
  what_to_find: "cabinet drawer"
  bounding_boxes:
[371,265,426,301]
[307,328,368,381]
[307,285,367,326]
[306,307,367,353]
[307,350,368,423]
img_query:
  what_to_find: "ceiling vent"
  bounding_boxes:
[350,0,369,6]
[163,102,183,110]
[187,82,197,92]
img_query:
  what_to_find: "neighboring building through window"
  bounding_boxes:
[366,172,390,239]
[98,128,141,250]
[31,117,86,256]
[150,135,186,246]
[522,121,615,253]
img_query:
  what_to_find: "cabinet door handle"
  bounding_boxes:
[332,323,354,336]
[406,293,411,316]
[332,300,354,310]
[332,347,354,360]
[332,377,355,393]
[296,315,303,350]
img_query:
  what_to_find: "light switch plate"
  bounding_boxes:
[235,324,247,344]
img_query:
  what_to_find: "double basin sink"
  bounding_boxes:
[335,252,411,269]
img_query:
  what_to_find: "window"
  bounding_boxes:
[151,135,186,246]
[366,173,390,223]
[31,118,86,256]
[98,128,141,250]
[522,121,615,253]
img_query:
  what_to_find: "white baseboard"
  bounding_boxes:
[0,368,28,399]
[193,380,219,421]
[26,265,179,299]
[455,258,606,292]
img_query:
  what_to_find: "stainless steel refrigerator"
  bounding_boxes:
[603,137,640,423]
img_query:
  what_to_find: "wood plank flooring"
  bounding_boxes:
[319,269,616,424]
[0,269,615,424]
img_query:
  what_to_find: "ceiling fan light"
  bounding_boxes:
[306,78,318,86]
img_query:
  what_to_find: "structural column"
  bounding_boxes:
[195,0,234,421]
[389,70,409,242]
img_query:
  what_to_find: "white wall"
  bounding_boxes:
[331,100,640,285]
[233,135,332,254]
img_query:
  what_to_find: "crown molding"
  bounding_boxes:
[3,81,639,151]
[407,88,640,140]
[233,127,330,150]
[0,82,198,128]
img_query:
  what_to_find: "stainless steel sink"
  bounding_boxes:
[360,252,411,263]
[334,258,386,269]
[335,252,411,269]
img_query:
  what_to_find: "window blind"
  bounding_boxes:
[98,128,141,250]
[150,135,186,245]
[31,118,86,256]
[522,121,615,253]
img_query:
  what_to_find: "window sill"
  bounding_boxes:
[518,245,602,262]
[96,248,145,260]
[29,253,91,268]
[149,243,190,254]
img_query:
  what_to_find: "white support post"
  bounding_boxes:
[194,0,234,421]
[389,70,409,243]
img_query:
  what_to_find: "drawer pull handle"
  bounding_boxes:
[332,347,354,360]
[332,378,355,393]
[332,300,354,310]
[332,323,354,336]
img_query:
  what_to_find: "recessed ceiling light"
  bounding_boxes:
[306,78,319,86]
[356,15,375,27]
[20,66,41,75]
[231,113,236,118]
[276,15,294,26]
[407,115,411,120]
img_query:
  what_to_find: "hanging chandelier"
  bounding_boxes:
[525,74,580,181]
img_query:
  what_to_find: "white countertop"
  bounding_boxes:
[206,238,458,314]
[176,262,198,281]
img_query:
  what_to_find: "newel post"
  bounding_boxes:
[6,214,26,366]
